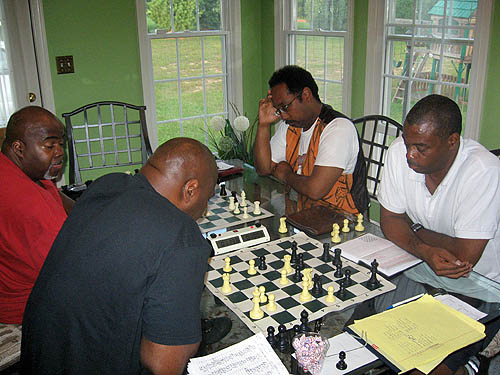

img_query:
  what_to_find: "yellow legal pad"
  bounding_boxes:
[348,294,485,374]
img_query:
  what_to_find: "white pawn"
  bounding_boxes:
[331,223,341,243]
[278,216,288,234]
[283,254,293,274]
[242,206,249,219]
[223,256,232,272]
[299,276,312,302]
[233,202,240,214]
[342,219,350,233]
[279,269,289,285]
[228,196,235,211]
[253,201,261,215]
[355,213,365,232]
[248,259,257,275]
[240,190,247,207]
[325,285,336,303]
[259,285,267,303]
[249,295,264,320]
[221,273,232,294]
[266,293,277,312]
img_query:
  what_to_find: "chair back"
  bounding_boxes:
[352,115,403,204]
[490,148,500,158]
[62,101,152,185]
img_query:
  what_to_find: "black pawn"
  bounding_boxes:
[338,280,346,298]
[277,324,290,353]
[334,259,343,278]
[297,253,305,271]
[321,242,332,262]
[219,183,227,197]
[336,351,347,370]
[333,248,342,266]
[343,269,352,287]
[292,267,302,283]
[231,191,238,203]
[258,255,267,270]
[368,259,379,287]
[291,325,301,353]
[314,318,322,333]
[311,274,323,298]
[266,326,277,348]
[290,241,298,264]
[299,310,310,334]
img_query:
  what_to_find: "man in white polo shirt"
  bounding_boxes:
[377,94,500,375]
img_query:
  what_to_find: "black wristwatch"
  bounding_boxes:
[411,223,424,233]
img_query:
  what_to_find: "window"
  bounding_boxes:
[365,0,492,139]
[136,0,241,149]
[278,0,353,114]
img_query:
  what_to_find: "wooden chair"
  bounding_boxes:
[0,128,6,149]
[62,102,153,185]
[352,115,403,216]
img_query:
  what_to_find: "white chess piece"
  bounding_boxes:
[253,201,261,215]
[299,276,313,302]
[259,285,267,303]
[266,293,277,312]
[240,190,247,207]
[342,219,350,233]
[278,217,288,234]
[242,206,249,219]
[325,285,336,303]
[221,273,232,294]
[355,213,365,232]
[223,257,232,272]
[248,259,257,275]
[249,296,264,320]
[279,269,289,285]
[331,223,341,243]
[283,254,293,274]
[303,268,313,289]
[228,196,235,211]
[233,202,240,214]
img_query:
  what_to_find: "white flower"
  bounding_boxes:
[233,116,250,132]
[210,116,226,131]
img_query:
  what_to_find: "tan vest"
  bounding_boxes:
[285,118,359,214]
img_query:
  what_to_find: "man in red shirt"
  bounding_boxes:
[0,106,73,324]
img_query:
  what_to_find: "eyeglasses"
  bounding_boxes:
[275,90,303,117]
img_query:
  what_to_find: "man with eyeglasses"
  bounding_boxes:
[254,65,367,214]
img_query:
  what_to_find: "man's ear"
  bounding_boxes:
[448,133,459,149]
[181,178,200,204]
[301,87,312,102]
[11,140,24,159]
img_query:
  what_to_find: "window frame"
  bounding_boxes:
[135,0,242,150]
[364,0,492,140]
[274,0,354,116]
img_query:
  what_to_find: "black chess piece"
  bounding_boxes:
[231,191,238,203]
[258,255,267,270]
[311,274,323,298]
[297,253,305,271]
[368,259,379,288]
[291,267,302,283]
[336,351,347,370]
[333,248,342,266]
[343,269,352,287]
[290,241,298,264]
[299,310,310,334]
[321,242,332,262]
[277,324,290,353]
[219,183,227,197]
[334,259,343,278]
[266,326,277,348]
[338,280,346,298]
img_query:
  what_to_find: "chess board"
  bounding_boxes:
[205,232,396,334]
[197,194,274,233]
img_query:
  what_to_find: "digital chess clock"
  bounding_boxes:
[207,224,271,255]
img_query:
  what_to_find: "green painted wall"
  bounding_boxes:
[240,0,275,123]
[479,2,500,149]
[351,0,368,118]
[43,0,144,118]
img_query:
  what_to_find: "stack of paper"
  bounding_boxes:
[348,294,485,374]
[336,233,422,277]
[187,333,289,375]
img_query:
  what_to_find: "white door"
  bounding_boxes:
[0,0,44,126]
